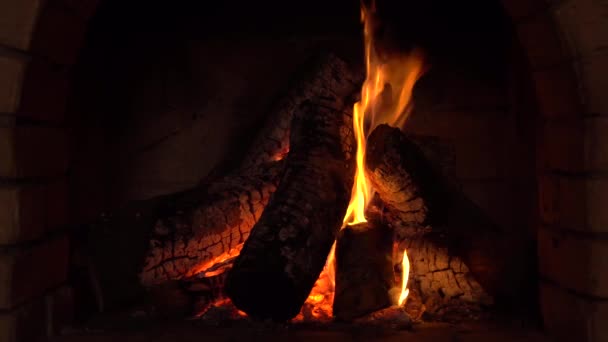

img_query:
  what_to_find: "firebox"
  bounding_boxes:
[1,0,607,341]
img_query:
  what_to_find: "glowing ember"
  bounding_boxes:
[191,0,425,322]
[294,244,336,321]
[299,0,425,319]
[186,246,243,278]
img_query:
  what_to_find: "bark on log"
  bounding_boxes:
[366,124,524,304]
[240,52,362,170]
[140,161,284,286]
[398,233,493,319]
[141,53,362,286]
[333,221,394,321]
[365,126,445,229]
[225,98,357,321]
[145,269,230,318]
[86,161,284,311]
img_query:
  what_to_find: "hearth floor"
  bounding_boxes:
[51,319,550,342]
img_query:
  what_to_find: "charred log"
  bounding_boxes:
[241,53,362,169]
[366,124,522,304]
[225,98,357,321]
[333,221,395,321]
[140,161,284,286]
[399,233,493,320]
[145,267,232,318]
[86,161,284,311]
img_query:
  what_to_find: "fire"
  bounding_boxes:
[186,246,242,278]
[299,0,426,319]
[398,249,411,306]
[343,2,425,226]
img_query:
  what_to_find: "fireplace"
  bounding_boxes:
[1,0,607,341]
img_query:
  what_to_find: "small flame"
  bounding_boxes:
[299,1,425,319]
[186,246,242,278]
[398,249,411,306]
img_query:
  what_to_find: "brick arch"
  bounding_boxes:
[501,0,608,341]
[0,1,101,341]
[0,0,606,341]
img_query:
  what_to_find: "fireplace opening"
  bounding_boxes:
[9,0,572,340]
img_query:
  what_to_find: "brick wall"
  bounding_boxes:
[0,0,99,341]
[502,0,608,341]
[0,0,606,341]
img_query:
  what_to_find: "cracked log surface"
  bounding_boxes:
[240,53,362,169]
[333,221,395,321]
[86,161,284,311]
[225,98,357,321]
[366,124,525,307]
[398,234,492,320]
[140,161,284,286]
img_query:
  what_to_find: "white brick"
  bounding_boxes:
[539,227,608,298]
[553,0,608,57]
[0,0,44,50]
[0,55,27,113]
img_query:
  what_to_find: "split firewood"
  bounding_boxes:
[333,221,395,321]
[86,161,284,311]
[398,233,493,319]
[140,160,284,286]
[240,52,363,170]
[85,52,362,313]
[225,97,357,321]
[366,123,522,305]
[365,125,446,230]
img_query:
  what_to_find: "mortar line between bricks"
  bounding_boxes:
[539,277,608,302]
[528,56,583,73]
[0,42,71,70]
[511,0,571,26]
[546,170,608,180]
[0,230,69,255]
[0,44,31,61]
[539,223,608,242]
[0,282,68,314]
[0,113,67,128]
[0,175,68,187]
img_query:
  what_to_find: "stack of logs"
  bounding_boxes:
[86,53,519,323]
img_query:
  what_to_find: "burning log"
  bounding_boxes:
[241,53,362,169]
[86,161,283,310]
[225,98,357,321]
[141,53,361,286]
[400,233,493,320]
[365,124,520,305]
[85,53,362,314]
[365,125,443,230]
[139,161,284,286]
[333,221,394,321]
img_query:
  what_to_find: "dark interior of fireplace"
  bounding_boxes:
[64,0,542,336]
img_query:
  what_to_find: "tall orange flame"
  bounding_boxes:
[297,1,426,320]
[343,3,425,227]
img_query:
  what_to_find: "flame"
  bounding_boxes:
[342,4,425,226]
[397,249,411,306]
[298,1,426,319]
[191,1,425,322]
[186,246,242,278]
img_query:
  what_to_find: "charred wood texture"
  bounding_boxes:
[400,234,492,319]
[333,221,394,321]
[366,124,517,304]
[140,161,284,286]
[225,98,357,321]
[365,125,444,229]
[87,161,283,310]
[145,270,230,318]
[241,53,362,169]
